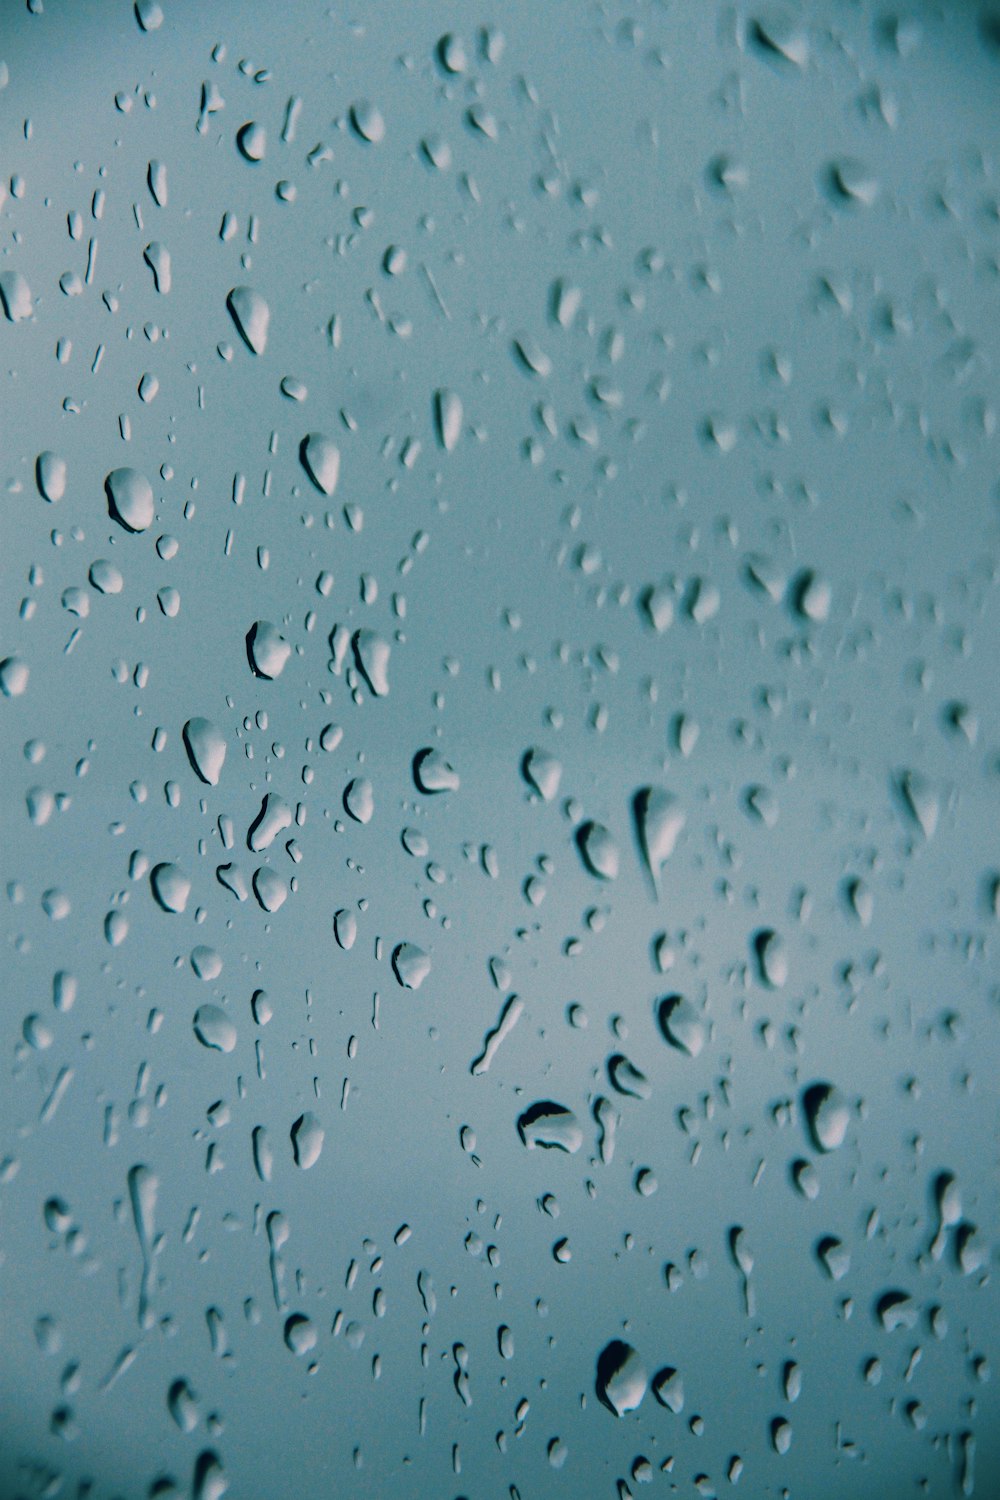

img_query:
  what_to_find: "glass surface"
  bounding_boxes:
[2,3,999,1497]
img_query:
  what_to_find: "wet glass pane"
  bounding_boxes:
[2,3,999,1497]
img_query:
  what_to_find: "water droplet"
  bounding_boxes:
[150,862,190,913]
[89,559,123,595]
[413,747,460,794]
[596,1340,647,1417]
[576,821,619,880]
[0,270,33,322]
[434,389,463,452]
[143,241,171,294]
[253,866,287,912]
[343,776,374,824]
[754,928,788,988]
[182,718,226,785]
[652,1367,684,1413]
[897,770,939,839]
[634,787,685,889]
[0,656,29,697]
[190,945,222,981]
[349,100,385,144]
[816,1236,850,1281]
[657,995,706,1057]
[36,451,67,503]
[248,793,292,851]
[352,629,390,696]
[283,1313,317,1355]
[236,121,266,162]
[299,433,340,496]
[392,942,430,990]
[247,621,291,679]
[876,1290,917,1332]
[168,1379,198,1433]
[333,909,357,950]
[134,0,163,32]
[521,747,562,801]
[607,1053,651,1099]
[801,1082,851,1153]
[517,1102,582,1153]
[291,1111,324,1169]
[227,286,270,355]
[193,1005,236,1052]
[105,468,155,533]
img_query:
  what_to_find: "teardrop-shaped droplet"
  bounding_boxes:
[634,786,685,888]
[299,433,340,495]
[801,1081,850,1152]
[183,717,227,786]
[193,1005,237,1053]
[576,820,619,880]
[227,286,270,354]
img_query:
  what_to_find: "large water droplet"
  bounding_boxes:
[105,468,155,533]
[227,286,270,354]
[299,433,340,496]
[595,1341,647,1417]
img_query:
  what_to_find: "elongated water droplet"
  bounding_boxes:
[150,862,190,913]
[36,451,67,503]
[434,389,463,451]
